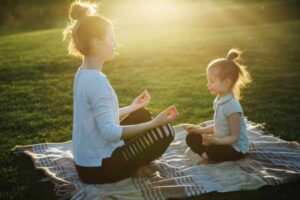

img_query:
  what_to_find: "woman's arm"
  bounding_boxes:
[90,79,177,142]
[119,90,151,119]
[121,106,178,140]
[119,106,134,119]
[121,121,155,140]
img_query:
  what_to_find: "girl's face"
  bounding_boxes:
[92,26,117,62]
[207,68,230,97]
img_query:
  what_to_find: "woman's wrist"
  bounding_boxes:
[119,106,136,119]
[148,120,159,129]
[126,104,139,114]
[128,104,140,113]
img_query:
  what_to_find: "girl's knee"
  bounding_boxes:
[185,133,193,146]
[185,133,201,147]
[206,145,242,162]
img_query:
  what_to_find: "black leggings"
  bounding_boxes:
[185,133,245,162]
[75,108,175,184]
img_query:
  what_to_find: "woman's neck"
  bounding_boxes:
[82,56,104,71]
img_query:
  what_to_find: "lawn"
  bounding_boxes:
[0,3,300,200]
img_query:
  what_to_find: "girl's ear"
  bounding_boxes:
[224,78,231,88]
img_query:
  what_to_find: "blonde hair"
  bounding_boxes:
[207,49,251,99]
[63,1,111,57]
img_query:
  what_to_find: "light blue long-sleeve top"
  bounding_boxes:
[72,67,124,167]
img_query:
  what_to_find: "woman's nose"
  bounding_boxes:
[113,40,118,48]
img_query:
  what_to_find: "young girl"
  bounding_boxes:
[184,49,251,163]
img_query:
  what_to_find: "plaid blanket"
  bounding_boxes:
[12,120,300,200]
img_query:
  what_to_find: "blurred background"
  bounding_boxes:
[1,0,300,31]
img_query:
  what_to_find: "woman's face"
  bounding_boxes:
[93,26,117,62]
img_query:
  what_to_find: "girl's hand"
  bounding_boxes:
[152,106,178,127]
[202,134,215,145]
[130,90,151,111]
[183,124,203,134]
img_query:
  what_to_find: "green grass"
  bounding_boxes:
[0,17,300,200]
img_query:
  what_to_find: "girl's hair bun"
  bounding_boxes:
[226,49,241,61]
[69,2,93,21]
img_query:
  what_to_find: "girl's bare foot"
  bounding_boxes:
[197,153,210,164]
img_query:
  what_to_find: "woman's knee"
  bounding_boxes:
[142,124,174,155]
[133,107,152,121]
[120,107,152,125]
[156,123,175,143]
[137,107,152,117]
[130,124,174,158]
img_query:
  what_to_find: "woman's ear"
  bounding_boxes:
[92,38,102,49]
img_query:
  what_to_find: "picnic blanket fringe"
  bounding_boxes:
[54,183,77,200]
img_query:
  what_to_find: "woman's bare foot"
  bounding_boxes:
[133,166,153,178]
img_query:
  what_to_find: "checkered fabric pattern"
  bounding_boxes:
[12,120,300,200]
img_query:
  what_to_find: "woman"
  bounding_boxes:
[63,2,178,184]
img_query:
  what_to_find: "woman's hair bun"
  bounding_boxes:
[226,49,241,61]
[69,2,93,21]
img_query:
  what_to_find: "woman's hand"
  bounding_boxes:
[121,106,178,140]
[130,90,151,112]
[152,106,178,127]
[201,134,215,145]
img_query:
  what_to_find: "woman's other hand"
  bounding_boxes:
[130,90,151,111]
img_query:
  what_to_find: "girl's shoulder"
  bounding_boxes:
[229,97,242,106]
[223,98,243,117]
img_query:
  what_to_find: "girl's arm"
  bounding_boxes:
[202,124,214,134]
[206,113,241,145]
[184,124,214,134]
[121,106,178,140]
